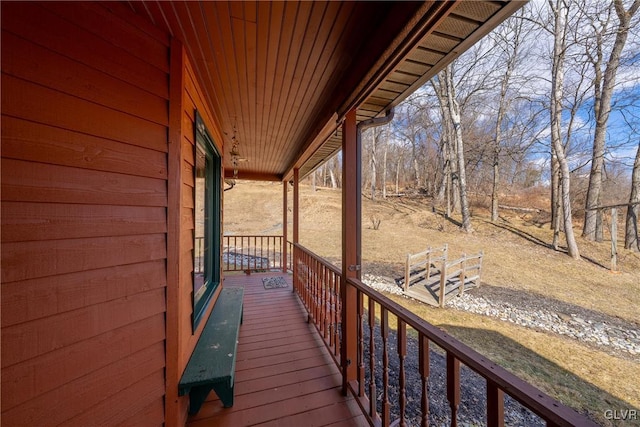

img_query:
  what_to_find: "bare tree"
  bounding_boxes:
[489,11,528,222]
[435,63,473,232]
[549,0,580,258]
[625,142,640,251]
[583,0,640,241]
[432,78,460,215]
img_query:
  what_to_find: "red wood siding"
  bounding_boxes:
[165,42,227,425]
[1,2,170,425]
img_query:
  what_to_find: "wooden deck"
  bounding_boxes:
[186,272,367,427]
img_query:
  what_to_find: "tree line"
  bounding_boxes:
[310,0,640,255]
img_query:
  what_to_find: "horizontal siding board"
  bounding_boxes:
[184,55,222,147]
[115,396,165,427]
[1,202,166,242]
[1,260,166,327]
[1,2,168,98]
[182,208,195,231]
[182,137,196,166]
[2,3,170,425]
[1,117,167,179]
[97,1,171,46]
[2,75,167,153]
[2,31,168,126]
[1,234,167,283]
[2,288,166,368]
[2,342,166,426]
[2,313,165,410]
[182,182,196,209]
[1,159,167,207]
[41,2,169,72]
[61,369,166,427]
[183,161,195,187]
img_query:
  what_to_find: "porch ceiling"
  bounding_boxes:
[128,1,524,182]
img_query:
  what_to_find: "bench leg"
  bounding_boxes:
[212,381,235,408]
[188,386,213,415]
[187,381,235,415]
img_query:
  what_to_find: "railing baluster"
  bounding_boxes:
[487,380,504,427]
[446,352,460,427]
[368,297,377,419]
[313,259,319,323]
[335,274,341,361]
[381,307,390,427]
[289,244,599,427]
[419,333,430,427]
[357,290,365,397]
[323,266,329,339]
[398,320,407,427]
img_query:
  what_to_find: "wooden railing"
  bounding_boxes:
[294,244,342,365]
[293,243,598,427]
[223,235,291,273]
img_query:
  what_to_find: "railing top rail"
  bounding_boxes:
[223,234,284,238]
[345,276,598,427]
[293,243,342,276]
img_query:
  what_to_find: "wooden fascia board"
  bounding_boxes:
[337,1,457,119]
[286,1,527,182]
[283,3,422,182]
[283,113,339,182]
[284,2,453,183]
[389,1,528,108]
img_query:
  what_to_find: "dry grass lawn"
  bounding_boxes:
[224,180,640,426]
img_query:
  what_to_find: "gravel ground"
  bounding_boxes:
[362,319,545,427]
[362,273,640,360]
[357,273,640,426]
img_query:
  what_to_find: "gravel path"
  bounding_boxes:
[357,273,639,426]
[362,274,640,360]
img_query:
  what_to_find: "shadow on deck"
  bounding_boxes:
[187,272,367,427]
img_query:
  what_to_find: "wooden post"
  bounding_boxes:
[439,259,447,308]
[404,254,410,291]
[611,207,618,272]
[293,169,300,293]
[282,181,288,273]
[341,108,359,394]
[293,168,299,244]
[426,247,432,282]
[459,254,466,296]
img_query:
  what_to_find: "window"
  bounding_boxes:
[193,111,221,330]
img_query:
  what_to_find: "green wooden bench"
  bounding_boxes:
[178,287,244,414]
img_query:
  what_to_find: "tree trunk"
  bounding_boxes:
[491,157,500,222]
[395,156,401,195]
[329,160,338,189]
[625,142,640,251]
[383,141,388,199]
[442,64,472,232]
[550,0,579,259]
[550,153,559,230]
[583,0,640,240]
[490,15,521,223]
[370,129,377,200]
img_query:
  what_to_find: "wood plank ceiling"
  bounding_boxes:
[127,1,524,181]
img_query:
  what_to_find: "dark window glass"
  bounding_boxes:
[193,111,221,330]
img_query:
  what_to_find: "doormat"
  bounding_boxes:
[262,276,288,289]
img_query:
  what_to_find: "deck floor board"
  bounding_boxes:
[186,273,367,427]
